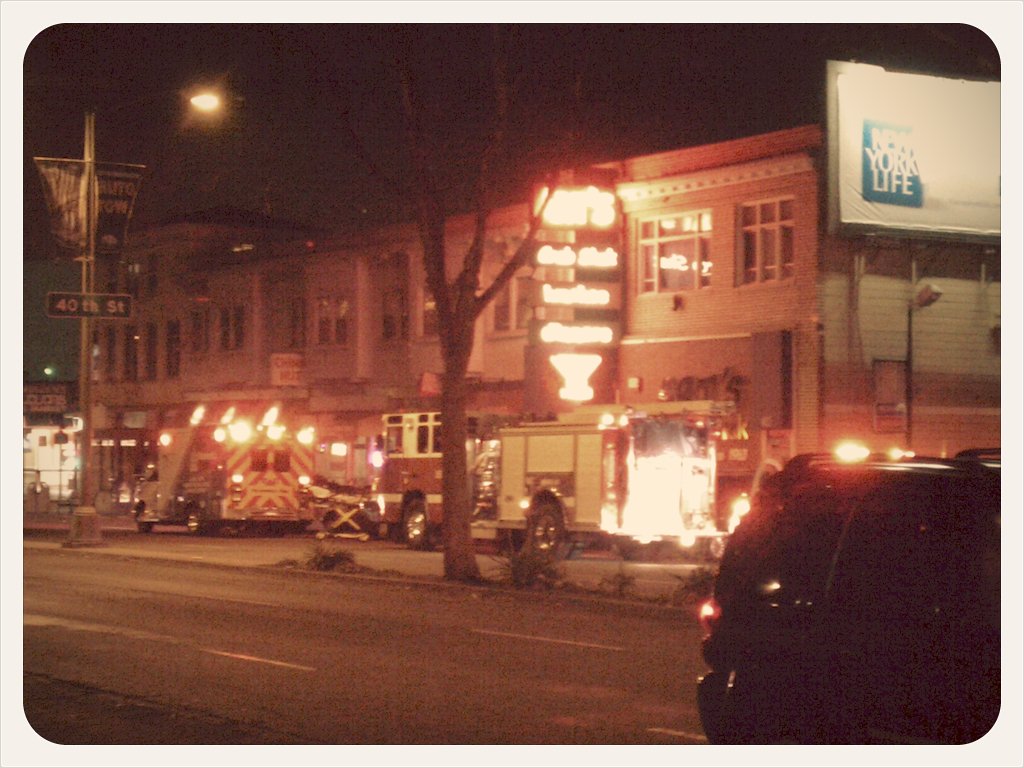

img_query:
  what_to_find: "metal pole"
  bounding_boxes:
[66,110,102,546]
[905,301,913,452]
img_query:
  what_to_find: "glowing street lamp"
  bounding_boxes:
[189,92,221,112]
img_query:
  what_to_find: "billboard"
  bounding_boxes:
[826,60,1000,241]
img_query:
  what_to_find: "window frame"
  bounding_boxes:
[636,210,713,295]
[315,295,350,347]
[737,197,795,286]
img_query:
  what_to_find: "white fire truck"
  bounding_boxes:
[373,403,750,559]
[133,404,319,535]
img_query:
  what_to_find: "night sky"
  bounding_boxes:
[19,21,1002,258]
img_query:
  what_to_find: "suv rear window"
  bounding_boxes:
[829,471,1000,627]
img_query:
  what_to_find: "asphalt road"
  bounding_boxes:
[17,519,713,752]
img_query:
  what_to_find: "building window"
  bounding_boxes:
[316,296,349,346]
[638,211,713,294]
[124,325,138,382]
[738,198,794,284]
[219,304,246,351]
[493,276,532,332]
[380,251,409,342]
[143,255,158,298]
[286,298,306,349]
[125,260,142,298]
[145,321,158,380]
[104,327,117,380]
[493,282,511,331]
[189,307,210,353]
[422,293,438,337]
[166,320,181,379]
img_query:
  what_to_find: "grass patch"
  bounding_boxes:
[491,547,566,590]
[598,564,637,599]
[304,540,359,573]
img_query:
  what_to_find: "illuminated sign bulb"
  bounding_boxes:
[549,352,602,402]
[537,244,619,268]
[539,322,614,345]
[542,283,611,306]
[539,186,617,228]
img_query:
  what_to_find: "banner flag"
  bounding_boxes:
[34,158,146,255]
[34,157,88,251]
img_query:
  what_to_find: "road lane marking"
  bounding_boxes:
[200,649,316,671]
[24,613,177,643]
[646,726,708,742]
[471,628,624,652]
[25,613,315,672]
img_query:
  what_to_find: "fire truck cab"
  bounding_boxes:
[375,411,487,548]
[133,404,318,535]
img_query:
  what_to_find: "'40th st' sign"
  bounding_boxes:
[46,291,133,319]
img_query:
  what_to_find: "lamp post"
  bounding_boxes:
[66,111,101,545]
[905,282,942,452]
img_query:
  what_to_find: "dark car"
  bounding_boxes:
[696,448,1001,744]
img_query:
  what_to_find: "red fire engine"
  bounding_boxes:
[371,403,751,559]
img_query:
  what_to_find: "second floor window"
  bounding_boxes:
[124,325,139,382]
[104,327,116,380]
[738,198,794,284]
[638,211,713,294]
[316,297,349,346]
[286,298,306,349]
[145,321,158,380]
[380,251,409,342]
[422,293,438,337]
[493,276,533,332]
[189,307,210,353]
[220,304,246,351]
[166,319,181,379]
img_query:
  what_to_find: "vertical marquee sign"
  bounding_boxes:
[530,171,621,404]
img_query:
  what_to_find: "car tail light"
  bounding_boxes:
[699,597,722,637]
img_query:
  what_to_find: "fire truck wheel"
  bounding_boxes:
[524,501,566,558]
[403,499,433,551]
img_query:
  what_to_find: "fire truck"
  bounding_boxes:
[133,404,319,535]
[373,403,751,559]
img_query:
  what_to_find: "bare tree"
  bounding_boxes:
[388,28,551,581]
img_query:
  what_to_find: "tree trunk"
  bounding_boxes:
[438,317,483,582]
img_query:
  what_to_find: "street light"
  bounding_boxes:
[905,282,943,452]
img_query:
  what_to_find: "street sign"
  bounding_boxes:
[46,291,133,319]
